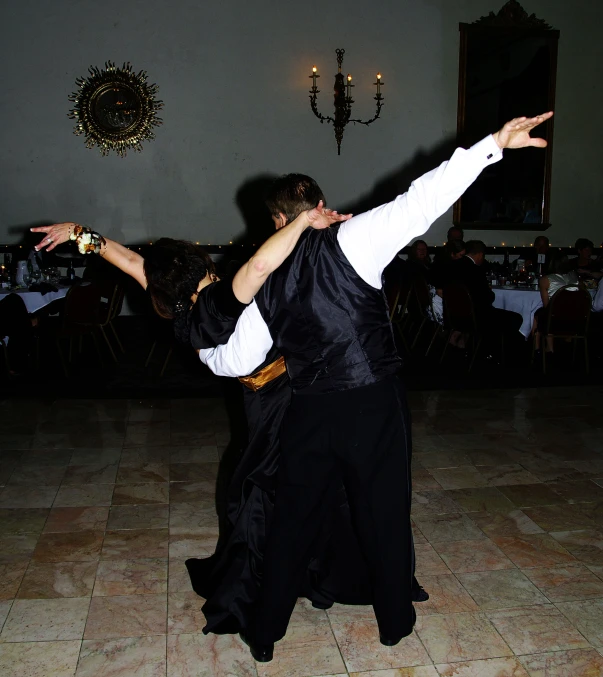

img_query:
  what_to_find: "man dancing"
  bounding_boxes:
[200,113,553,662]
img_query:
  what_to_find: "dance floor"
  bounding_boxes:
[1,386,603,676]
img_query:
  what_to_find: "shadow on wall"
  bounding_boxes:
[339,135,459,217]
[230,133,459,253]
[218,174,277,276]
[233,174,277,247]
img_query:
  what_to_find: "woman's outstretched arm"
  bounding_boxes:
[31,224,147,289]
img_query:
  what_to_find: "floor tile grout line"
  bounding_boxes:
[325,608,352,676]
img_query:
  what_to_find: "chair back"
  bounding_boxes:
[62,283,102,326]
[442,282,476,331]
[411,275,434,319]
[93,281,124,325]
[387,280,412,322]
[546,286,592,337]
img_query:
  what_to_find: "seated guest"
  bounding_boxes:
[533,269,580,353]
[383,239,431,297]
[426,241,465,331]
[445,240,522,354]
[433,226,464,264]
[447,226,464,242]
[522,236,561,276]
[403,239,431,282]
[561,238,602,281]
[430,239,466,290]
[0,294,34,375]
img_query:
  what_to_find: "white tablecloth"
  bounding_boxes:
[0,286,69,314]
[493,286,596,338]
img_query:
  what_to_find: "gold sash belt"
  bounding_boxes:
[238,356,286,392]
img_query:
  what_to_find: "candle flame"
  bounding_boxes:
[347,74,352,81]
[377,73,382,79]
[312,66,317,73]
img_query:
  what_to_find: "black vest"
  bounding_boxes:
[255,226,401,394]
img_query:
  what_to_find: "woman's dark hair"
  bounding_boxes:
[575,238,594,251]
[444,239,466,259]
[143,238,216,319]
[408,239,430,263]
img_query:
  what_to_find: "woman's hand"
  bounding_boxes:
[30,223,76,252]
[306,200,352,230]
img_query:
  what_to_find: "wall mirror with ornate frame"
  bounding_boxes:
[454,1,559,231]
[68,61,164,157]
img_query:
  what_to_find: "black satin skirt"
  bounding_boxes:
[185,372,374,635]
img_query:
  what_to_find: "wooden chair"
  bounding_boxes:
[387,280,413,352]
[92,280,125,362]
[440,282,482,372]
[408,276,442,353]
[145,315,175,377]
[52,283,105,376]
[536,285,592,374]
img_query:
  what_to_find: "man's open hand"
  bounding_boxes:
[493,112,554,150]
[306,200,353,230]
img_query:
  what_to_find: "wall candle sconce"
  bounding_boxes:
[309,49,384,155]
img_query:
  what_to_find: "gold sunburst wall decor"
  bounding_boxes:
[68,61,164,157]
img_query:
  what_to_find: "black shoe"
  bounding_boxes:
[239,631,274,663]
[412,583,429,603]
[380,634,402,647]
[379,607,417,647]
[311,600,333,610]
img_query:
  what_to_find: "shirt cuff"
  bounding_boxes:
[470,134,503,165]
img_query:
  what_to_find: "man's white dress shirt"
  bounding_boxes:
[200,135,503,377]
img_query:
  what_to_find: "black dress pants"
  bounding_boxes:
[253,375,415,644]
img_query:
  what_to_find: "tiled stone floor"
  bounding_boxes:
[1,387,603,676]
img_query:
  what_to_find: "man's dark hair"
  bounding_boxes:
[447,225,464,240]
[445,239,466,258]
[144,238,216,319]
[465,240,487,256]
[265,174,326,224]
[534,235,549,248]
[575,238,593,251]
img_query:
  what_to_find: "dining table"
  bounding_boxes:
[493,285,596,338]
[0,284,70,314]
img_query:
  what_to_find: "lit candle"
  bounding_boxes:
[376,72,382,96]
[311,65,318,89]
[347,74,352,99]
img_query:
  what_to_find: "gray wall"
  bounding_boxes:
[1,0,601,248]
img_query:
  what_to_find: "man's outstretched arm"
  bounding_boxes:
[338,112,553,288]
